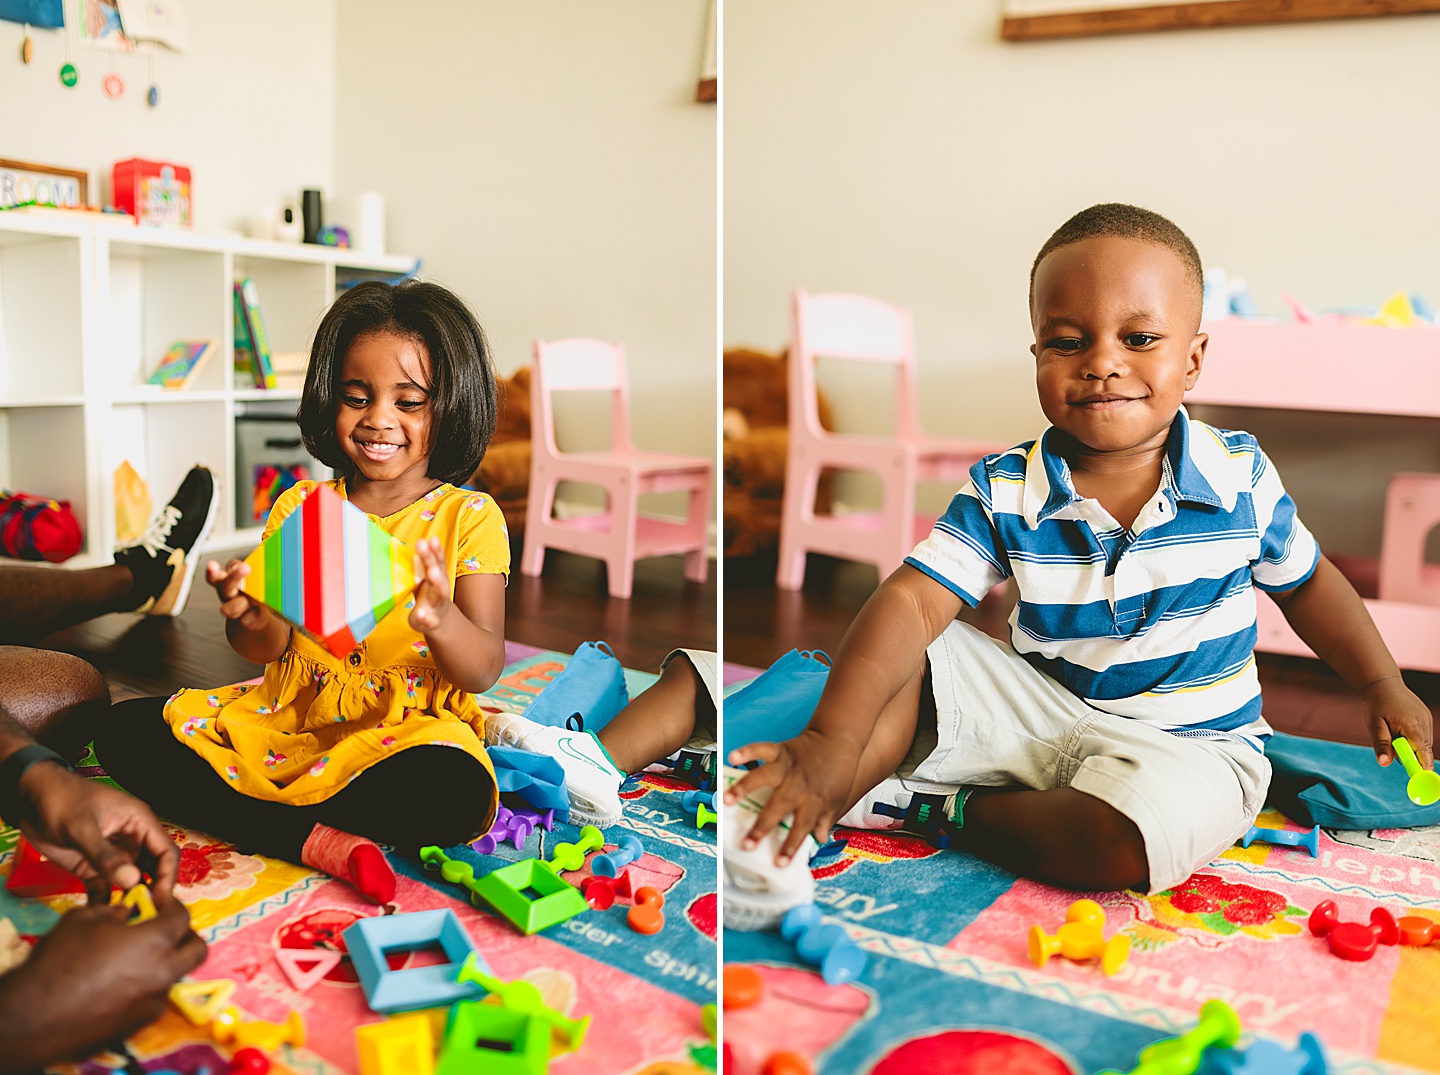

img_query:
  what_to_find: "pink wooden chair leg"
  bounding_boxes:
[519,472,557,578]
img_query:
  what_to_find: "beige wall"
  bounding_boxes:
[334,1,718,487]
[0,4,336,232]
[725,3,1440,555]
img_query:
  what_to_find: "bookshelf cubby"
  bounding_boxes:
[0,213,414,567]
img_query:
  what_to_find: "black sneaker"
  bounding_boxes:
[115,465,219,616]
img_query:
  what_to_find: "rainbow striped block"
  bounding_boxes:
[241,484,417,658]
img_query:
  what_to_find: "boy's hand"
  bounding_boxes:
[726,729,863,866]
[409,537,453,634]
[1364,676,1436,771]
[205,559,268,631]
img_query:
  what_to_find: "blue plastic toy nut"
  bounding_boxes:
[343,908,489,1014]
[779,903,867,986]
[1241,824,1320,859]
[1207,1031,1328,1075]
[592,834,643,878]
[681,789,716,812]
[489,744,569,818]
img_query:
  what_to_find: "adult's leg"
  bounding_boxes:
[93,698,494,863]
[0,566,139,645]
[0,646,110,761]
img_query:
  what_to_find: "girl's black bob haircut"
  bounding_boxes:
[299,279,498,486]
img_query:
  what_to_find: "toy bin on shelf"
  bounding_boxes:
[1190,319,1440,673]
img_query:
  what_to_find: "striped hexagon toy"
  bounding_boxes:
[241,483,417,658]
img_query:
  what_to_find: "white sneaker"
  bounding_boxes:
[836,774,962,838]
[485,710,624,828]
[722,766,818,932]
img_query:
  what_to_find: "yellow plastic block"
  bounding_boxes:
[214,1009,305,1051]
[357,1014,436,1075]
[168,979,236,1026]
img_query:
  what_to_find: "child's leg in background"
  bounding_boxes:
[598,649,717,774]
[0,646,111,761]
[93,698,496,902]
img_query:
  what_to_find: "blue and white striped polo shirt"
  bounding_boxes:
[905,407,1319,747]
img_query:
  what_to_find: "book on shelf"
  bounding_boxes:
[234,278,276,389]
[146,339,217,390]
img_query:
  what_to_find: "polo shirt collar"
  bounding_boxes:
[1021,406,1242,528]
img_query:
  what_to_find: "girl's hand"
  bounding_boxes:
[725,728,864,867]
[1364,676,1436,770]
[205,560,269,632]
[409,537,453,634]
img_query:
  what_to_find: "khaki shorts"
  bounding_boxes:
[909,621,1271,894]
[663,648,718,742]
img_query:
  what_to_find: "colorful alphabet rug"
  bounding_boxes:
[1,644,716,1075]
[720,662,1440,1075]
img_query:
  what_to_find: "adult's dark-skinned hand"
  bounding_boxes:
[0,894,205,1074]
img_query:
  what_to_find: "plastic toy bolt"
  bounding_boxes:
[723,964,764,1009]
[579,870,634,910]
[1097,998,1242,1075]
[455,953,590,1053]
[1392,737,1440,806]
[779,903,867,986]
[1028,899,1131,976]
[547,825,604,873]
[470,804,535,853]
[696,802,718,829]
[702,1002,717,1041]
[592,834,644,877]
[682,789,717,813]
[1241,823,1320,858]
[1206,1031,1329,1075]
[1398,916,1440,946]
[1308,899,1400,961]
[628,886,666,934]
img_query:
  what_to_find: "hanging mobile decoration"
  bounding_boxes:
[20,23,32,64]
[145,43,157,107]
[59,19,75,87]
[102,50,123,98]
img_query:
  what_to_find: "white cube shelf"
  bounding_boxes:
[0,215,414,567]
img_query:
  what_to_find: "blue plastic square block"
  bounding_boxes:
[343,908,491,1014]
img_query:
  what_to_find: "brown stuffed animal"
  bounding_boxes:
[471,366,531,534]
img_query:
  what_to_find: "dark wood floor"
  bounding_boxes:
[37,547,716,703]
[724,551,1440,749]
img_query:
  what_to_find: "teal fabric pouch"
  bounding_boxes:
[722,649,832,753]
[1264,731,1440,829]
[523,641,629,733]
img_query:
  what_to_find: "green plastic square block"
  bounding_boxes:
[471,858,588,935]
[436,1001,550,1075]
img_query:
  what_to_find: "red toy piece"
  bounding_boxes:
[228,1048,271,1075]
[1308,899,1400,960]
[628,886,665,934]
[580,870,634,910]
[1398,916,1440,946]
[5,837,87,898]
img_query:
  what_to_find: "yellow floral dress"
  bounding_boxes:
[164,478,509,809]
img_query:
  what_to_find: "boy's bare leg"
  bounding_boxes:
[0,564,138,645]
[957,787,1149,892]
[0,645,110,761]
[598,655,712,775]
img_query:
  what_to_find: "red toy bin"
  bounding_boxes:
[111,158,192,227]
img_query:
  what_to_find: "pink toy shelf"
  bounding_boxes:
[1190,319,1440,673]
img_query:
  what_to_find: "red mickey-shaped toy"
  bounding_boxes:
[1308,899,1400,961]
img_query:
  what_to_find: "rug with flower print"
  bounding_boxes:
[720,662,1440,1075]
[1,643,716,1075]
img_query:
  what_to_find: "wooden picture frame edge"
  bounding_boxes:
[1001,0,1440,41]
[0,157,90,206]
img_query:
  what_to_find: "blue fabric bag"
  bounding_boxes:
[522,640,629,733]
[1265,731,1440,830]
[488,745,569,819]
[722,649,832,754]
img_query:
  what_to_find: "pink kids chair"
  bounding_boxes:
[776,289,1006,590]
[1379,472,1440,607]
[520,338,712,599]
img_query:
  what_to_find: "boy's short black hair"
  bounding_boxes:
[1029,203,1203,312]
[299,279,497,486]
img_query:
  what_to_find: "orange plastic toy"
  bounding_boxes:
[1398,916,1440,946]
[723,964,764,1009]
[1028,898,1131,976]
[763,1051,813,1075]
[628,886,665,934]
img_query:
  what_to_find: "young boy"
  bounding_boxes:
[725,204,1436,902]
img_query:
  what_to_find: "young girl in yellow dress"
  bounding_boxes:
[93,280,510,904]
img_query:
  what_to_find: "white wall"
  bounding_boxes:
[725,3,1440,555]
[334,1,717,483]
[0,4,336,232]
